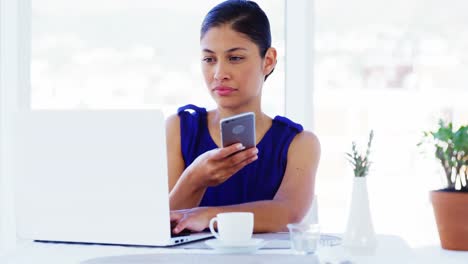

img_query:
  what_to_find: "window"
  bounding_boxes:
[31,0,285,116]
[314,0,468,247]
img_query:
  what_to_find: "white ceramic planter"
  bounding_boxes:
[343,177,378,255]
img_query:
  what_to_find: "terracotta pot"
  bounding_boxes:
[430,190,468,251]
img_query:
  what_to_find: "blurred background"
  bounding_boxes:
[1,0,467,250]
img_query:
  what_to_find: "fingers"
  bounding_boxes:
[170,211,186,234]
[173,218,188,234]
[201,146,259,187]
[211,148,257,181]
[214,143,245,159]
[170,210,186,222]
[172,212,208,234]
[228,147,258,167]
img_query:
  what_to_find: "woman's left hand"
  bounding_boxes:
[170,207,216,234]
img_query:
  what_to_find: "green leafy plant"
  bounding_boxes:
[419,120,468,191]
[346,130,374,177]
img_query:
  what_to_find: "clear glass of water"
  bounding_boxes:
[287,223,320,255]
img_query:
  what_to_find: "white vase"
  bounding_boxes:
[343,177,378,255]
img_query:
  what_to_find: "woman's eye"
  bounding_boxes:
[229,56,243,62]
[202,57,215,63]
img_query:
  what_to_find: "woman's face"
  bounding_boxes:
[200,25,276,110]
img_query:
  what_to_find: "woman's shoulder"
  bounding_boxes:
[272,115,303,133]
[290,128,321,160]
[294,130,320,148]
[272,115,320,154]
[177,104,207,116]
[166,104,207,129]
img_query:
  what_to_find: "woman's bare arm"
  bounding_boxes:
[166,114,205,209]
[166,114,259,210]
[171,130,321,233]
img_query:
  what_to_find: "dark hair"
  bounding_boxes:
[201,0,275,80]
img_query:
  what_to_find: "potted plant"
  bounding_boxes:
[419,120,468,250]
[343,130,378,254]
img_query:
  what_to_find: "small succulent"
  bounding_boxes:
[346,130,374,177]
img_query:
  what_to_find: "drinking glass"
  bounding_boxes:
[287,223,320,255]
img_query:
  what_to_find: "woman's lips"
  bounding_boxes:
[213,86,236,96]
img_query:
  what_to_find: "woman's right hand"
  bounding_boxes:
[186,143,258,188]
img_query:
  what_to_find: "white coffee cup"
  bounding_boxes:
[209,212,254,245]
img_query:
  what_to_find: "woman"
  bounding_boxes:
[167,0,320,234]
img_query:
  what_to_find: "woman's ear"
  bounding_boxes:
[263,47,277,76]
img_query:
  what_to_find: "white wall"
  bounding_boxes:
[0,0,30,251]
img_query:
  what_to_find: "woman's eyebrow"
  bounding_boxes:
[202,47,248,53]
[225,47,248,53]
[202,48,215,54]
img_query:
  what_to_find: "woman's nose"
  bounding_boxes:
[214,62,230,81]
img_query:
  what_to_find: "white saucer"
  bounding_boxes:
[205,238,266,254]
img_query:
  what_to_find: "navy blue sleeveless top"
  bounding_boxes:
[177,104,303,207]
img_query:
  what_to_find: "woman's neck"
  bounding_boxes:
[214,106,262,120]
[209,107,271,136]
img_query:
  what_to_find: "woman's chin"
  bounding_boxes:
[212,98,240,108]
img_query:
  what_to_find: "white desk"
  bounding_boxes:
[1,234,467,264]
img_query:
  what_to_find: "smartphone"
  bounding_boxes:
[220,112,256,149]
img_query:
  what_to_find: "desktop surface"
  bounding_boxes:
[2,233,468,264]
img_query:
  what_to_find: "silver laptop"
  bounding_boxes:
[13,110,212,246]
